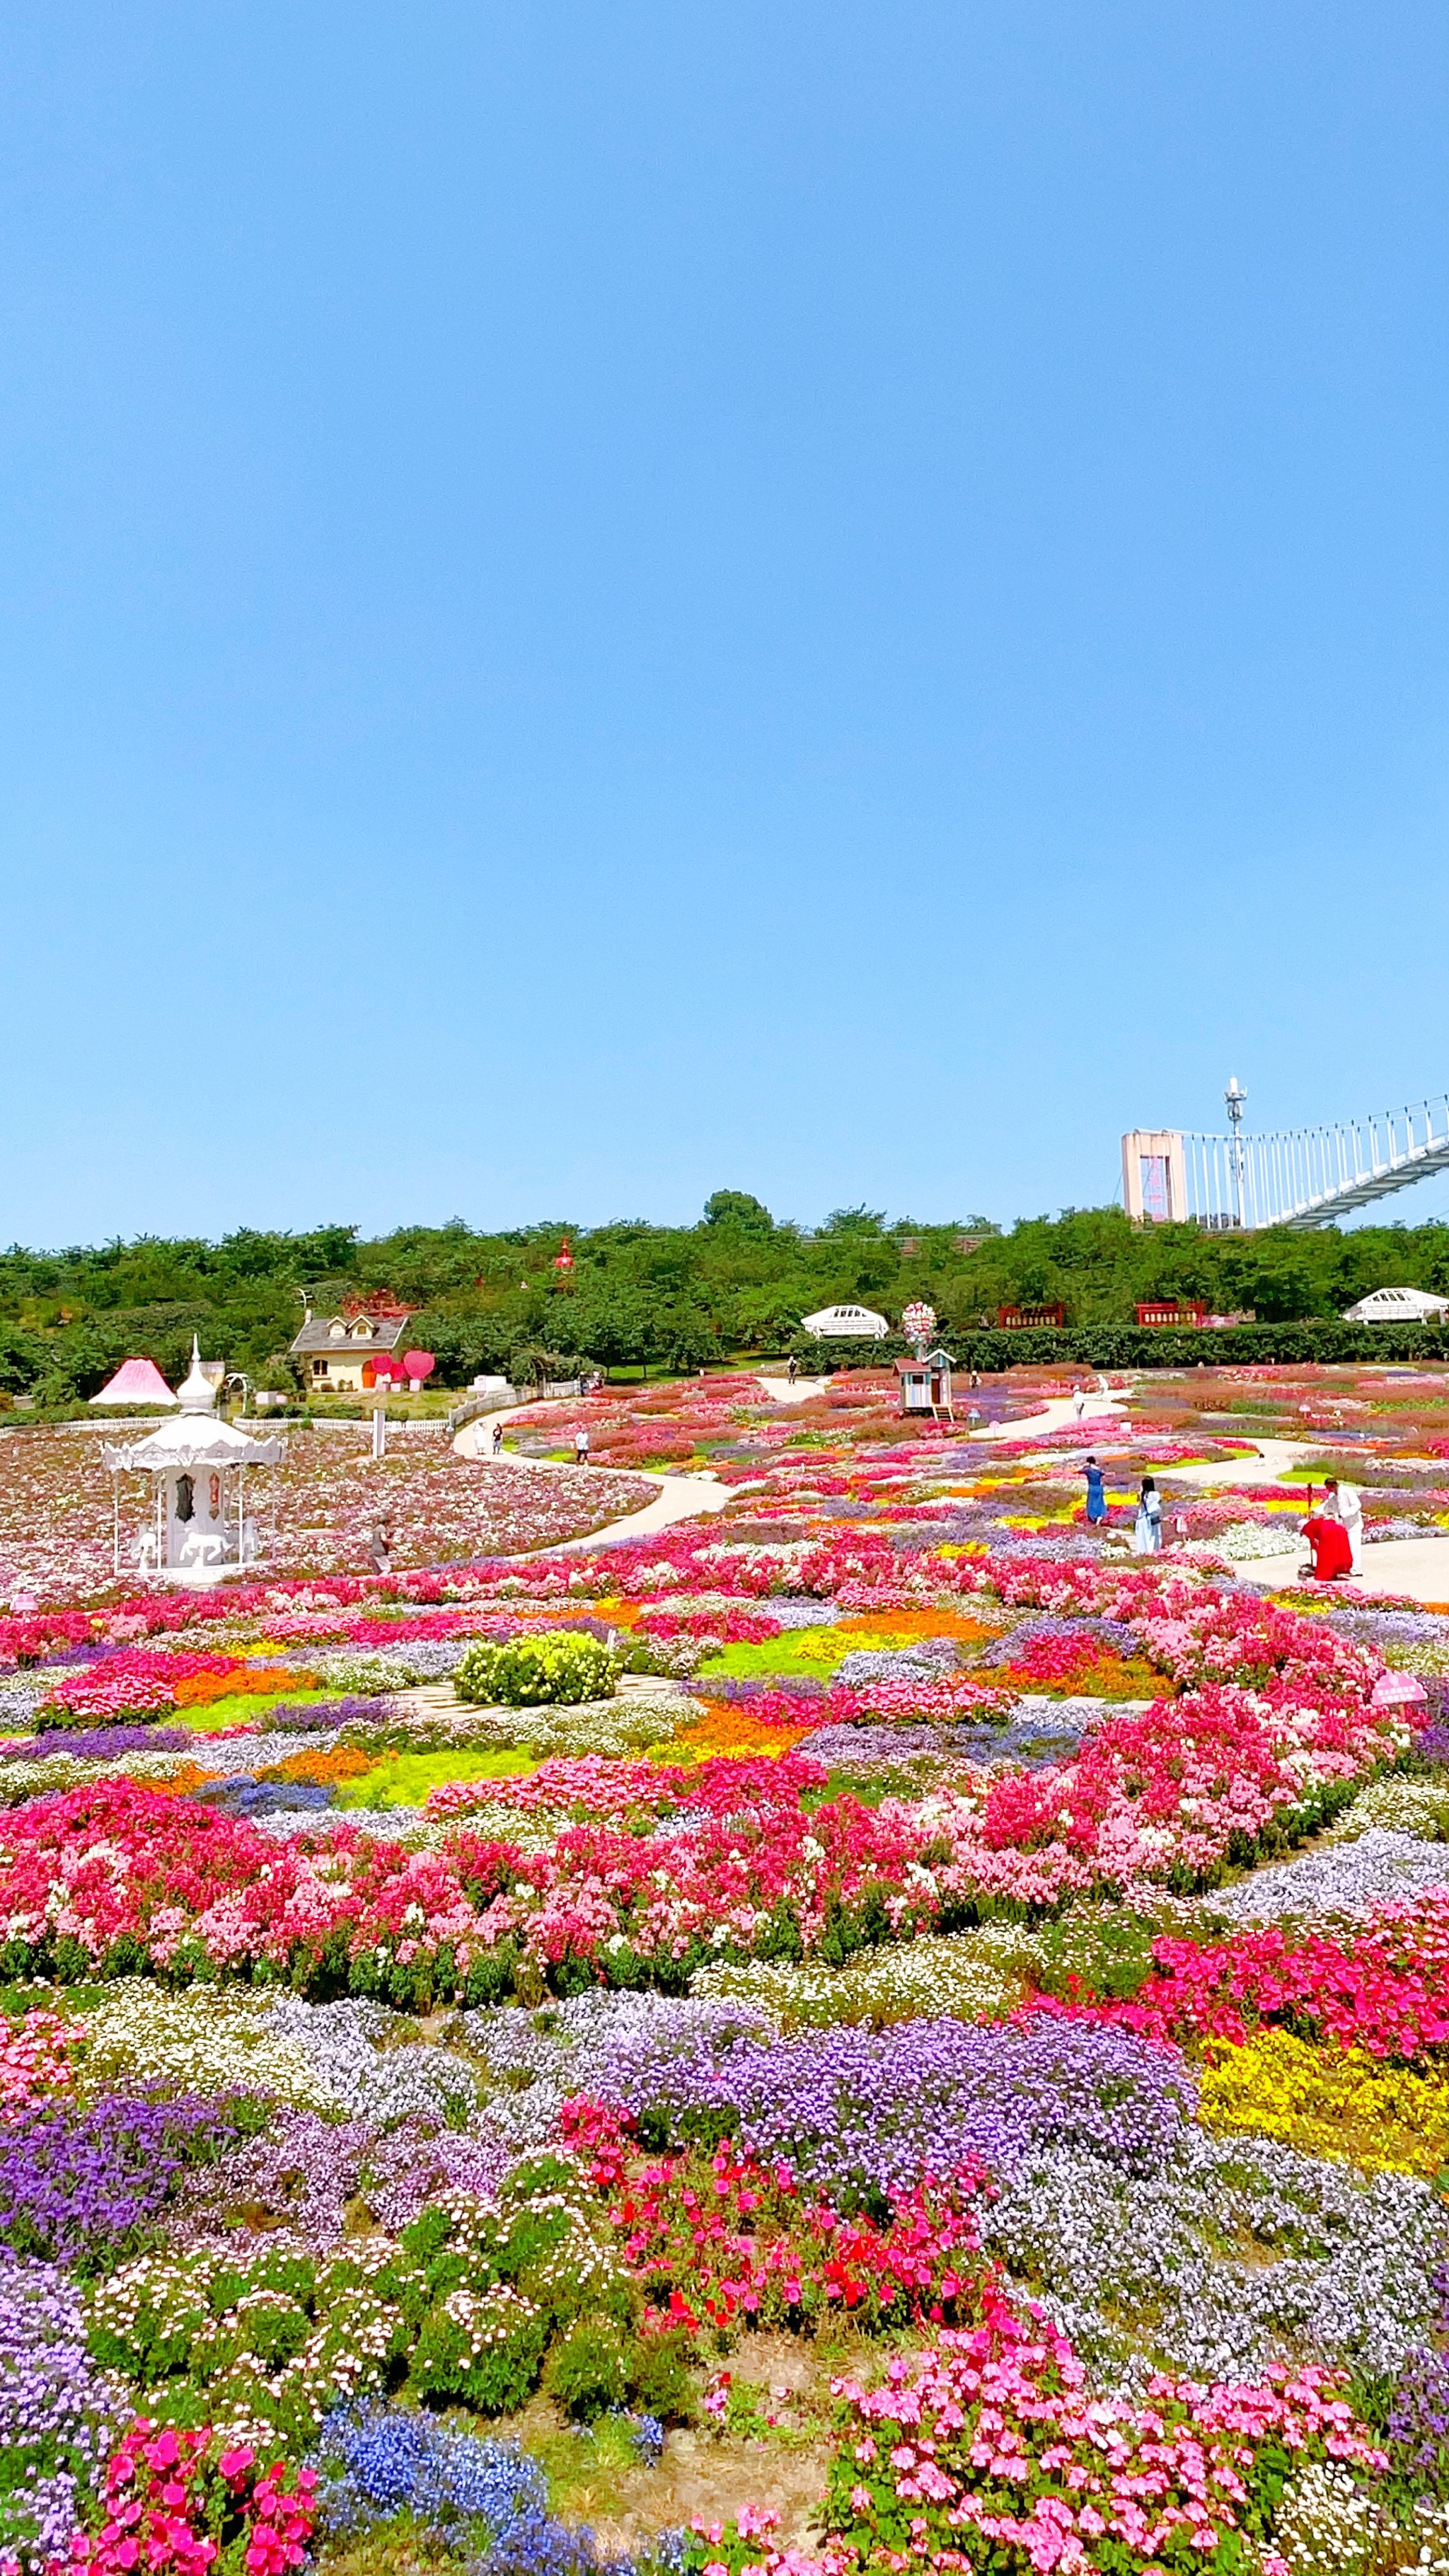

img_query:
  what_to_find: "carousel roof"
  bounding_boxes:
[102,1338,284,1472]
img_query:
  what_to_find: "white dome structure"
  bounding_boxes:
[799,1304,890,1340]
[1342,1285,1449,1323]
[102,1338,286,1582]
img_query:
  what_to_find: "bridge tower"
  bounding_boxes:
[1121,1130,1188,1224]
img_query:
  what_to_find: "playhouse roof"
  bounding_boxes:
[89,1357,177,1408]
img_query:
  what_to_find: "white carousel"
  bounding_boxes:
[103,1340,287,1582]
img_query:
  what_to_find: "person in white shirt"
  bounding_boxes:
[1322,1476,1363,1572]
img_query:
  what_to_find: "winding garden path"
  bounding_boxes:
[453,1404,731,1551]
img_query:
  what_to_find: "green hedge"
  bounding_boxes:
[787,1333,910,1372]
[931,1321,1449,1371]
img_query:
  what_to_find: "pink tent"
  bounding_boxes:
[90,1356,178,1408]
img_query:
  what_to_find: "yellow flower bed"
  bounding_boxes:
[1199,2027,1449,2180]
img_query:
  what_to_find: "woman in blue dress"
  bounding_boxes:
[1082,1454,1107,1527]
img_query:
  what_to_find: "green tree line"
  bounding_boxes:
[4,1191,1449,1403]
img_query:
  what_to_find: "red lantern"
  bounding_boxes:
[552,1236,575,1272]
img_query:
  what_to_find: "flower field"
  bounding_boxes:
[5,1364,1449,2576]
[0,1423,655,1604]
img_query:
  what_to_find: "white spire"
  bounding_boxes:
[175,1335,217,1415]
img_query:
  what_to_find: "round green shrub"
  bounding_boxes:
[543,2319,632,2420]
[628,2329,698,2422]
[454,1631,618,1708]
[410,2285,548,2412]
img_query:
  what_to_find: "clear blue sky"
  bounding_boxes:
[1,4,1445,1244]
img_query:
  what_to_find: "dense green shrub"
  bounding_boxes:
[543,2319,632,2419]
[410,2284,548,2412]
[628,2328,698,2422]
[454,1631,617,1707]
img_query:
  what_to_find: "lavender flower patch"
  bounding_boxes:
[266,1998,480,2129]
[832,1642,962,1688]
[1387,2340,1449,2495]
[980,2127,1448,2388]
[361,2115,515,2231]
[1322,1608,1449,1650]
[248,1804,437,1844]
[0,2248,125,2570]
[766,1602,842,1631]
[171,2110,370,2253]
[257,1696,393,1734]
[804,1723,971,1770]
[462,1992,775,2156]
[705,1674,828,1706]
[603,2018,1199,2204]
[976,1615,1142,1669]
[0,1723,193,1764]
[1203,1829,1449,1925]
[0,2095,235,2268]
[0,1679,48,1730]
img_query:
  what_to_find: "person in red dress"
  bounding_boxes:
[1301,1514,1353,1581]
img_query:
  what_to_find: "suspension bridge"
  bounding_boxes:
[1123,1095,1449,1231]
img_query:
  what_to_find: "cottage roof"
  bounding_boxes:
[291,1313,412,1355]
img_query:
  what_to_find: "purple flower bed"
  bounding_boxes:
[173,2109,370,2252]
[604,2018,1198,2204]
[256,1695,393,1734]
[1387,2340,1449,2495]
[0,2248,124,2567]
[362,2113,514,2231]
[0,1723,195,1764]
[706,1675,829,1706]
[0,2093,237,2268]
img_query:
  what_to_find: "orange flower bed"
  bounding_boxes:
[664,1706,810,1762]
[834,1609,996,1645]
[257,1746,379,1787]
[129,1764,224,1798]
[172,1664,318,1706]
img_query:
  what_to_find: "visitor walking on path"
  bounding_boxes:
[1322,1475,1363,1572]
[1072,1383,1086,1420]
[491,1420,504,1457]
[1082,1455,1107,1527]
[787,1354,798,1386]
[575,1427,590,1467]
[1133,1476,1162,1553]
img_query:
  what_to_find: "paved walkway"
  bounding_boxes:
[756,1374,829,1404]
[971,1388,1128,1443]
[1164,1437,1315,1489]
[454,1403,732,1550]
[1236,1531,1449,1605]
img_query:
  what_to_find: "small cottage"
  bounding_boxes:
[290,1299,414,1391]
[895,1350,955,1420]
